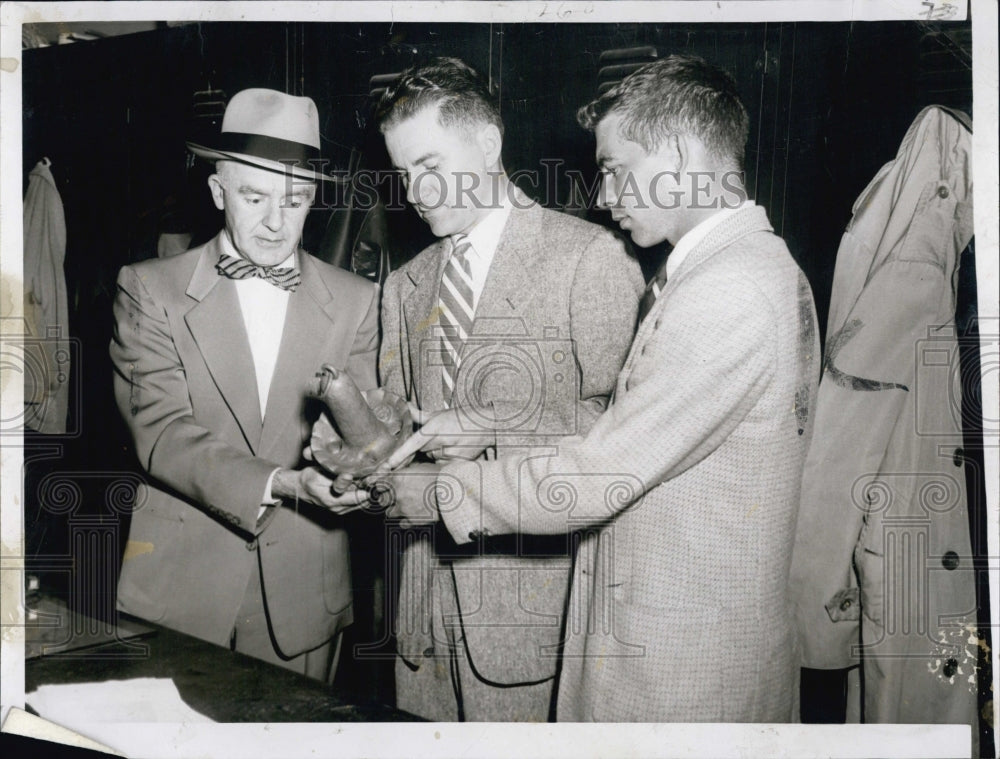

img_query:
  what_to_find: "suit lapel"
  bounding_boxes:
[404,193,542,410]
[622,205,776,381]
[403,240,449,411]
[471,201,540,330]
[259,253,339,460]
[184,235,263,452]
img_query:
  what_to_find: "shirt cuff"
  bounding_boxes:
[257,467,282,519]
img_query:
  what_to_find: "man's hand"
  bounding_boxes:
[365,462,445,526]
[272,466,368,515]
[302,445,355,493]
[384,405,494,470]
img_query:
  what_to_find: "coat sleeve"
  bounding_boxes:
[440,264,777,542]
[110,265,277,536]
[377,270,406,397]
[567,230,644,433]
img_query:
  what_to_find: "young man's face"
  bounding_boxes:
[208,161,315,267]
[594,112,683,249]
[383,103,499,238]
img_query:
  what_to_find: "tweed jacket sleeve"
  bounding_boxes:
[440,259,777,540]
[377,267,408,398]
[569,230,644,432]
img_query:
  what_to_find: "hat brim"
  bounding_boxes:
[187,141,339,182]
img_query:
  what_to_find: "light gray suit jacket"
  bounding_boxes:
[441,205,820,720]
[380,191,643,689]
[112,232,379,657]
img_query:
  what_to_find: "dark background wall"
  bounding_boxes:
[20,18,983,732]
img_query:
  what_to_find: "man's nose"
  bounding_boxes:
[596,174,617,211]
[262,199,284,231]
[405,175,420,207]
[409,171,442,208]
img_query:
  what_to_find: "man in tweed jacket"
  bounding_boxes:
[372,58,643,721]
[384,56,820,720]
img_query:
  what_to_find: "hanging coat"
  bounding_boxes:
[23,159,70,434]
[789,106,978,740]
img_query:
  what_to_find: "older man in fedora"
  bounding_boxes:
[110,89,378,680]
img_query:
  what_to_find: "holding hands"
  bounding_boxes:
[295,457,445,527]
[300,364,491,523]
[303,401,487,525]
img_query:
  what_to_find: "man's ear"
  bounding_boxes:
[207,174,226,211]
[475,123,503,167]
[658,132,686,174]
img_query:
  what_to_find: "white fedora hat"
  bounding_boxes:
[187,88,334,182]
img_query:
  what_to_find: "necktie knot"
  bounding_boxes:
[216,253,301,292]
[450,234,473,264]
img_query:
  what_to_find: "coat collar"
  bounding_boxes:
[399,189,542,318]
[619,205,777,391]
[663,204,774,294]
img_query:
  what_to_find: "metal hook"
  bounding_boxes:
[40,156,51,167]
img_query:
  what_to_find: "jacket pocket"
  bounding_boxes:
[898,181,959,267]
[117,505,185,622]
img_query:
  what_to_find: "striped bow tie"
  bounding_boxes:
[216,253,301,292]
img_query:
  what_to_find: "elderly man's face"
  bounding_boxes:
[208,161,316,267]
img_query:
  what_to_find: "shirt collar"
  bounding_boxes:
[666,201,753,280]
[453,191,513,262]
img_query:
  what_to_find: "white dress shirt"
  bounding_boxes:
[449,191,513,311]
[220,234,293,509]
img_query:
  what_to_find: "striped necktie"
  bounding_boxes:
[437,235,476,405]
[216,253,301,292]
[637,263,668,324]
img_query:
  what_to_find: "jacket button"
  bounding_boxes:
[943,658,958,677]
[953,448,964,467]
[942,551,960,570]
[937,186,950,199]
[839,598,852,612]
[245,539,257,551]
[640,345,648,356]
[653,319,662,330]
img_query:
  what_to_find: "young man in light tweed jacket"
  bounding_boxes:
[376,55,820,721]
